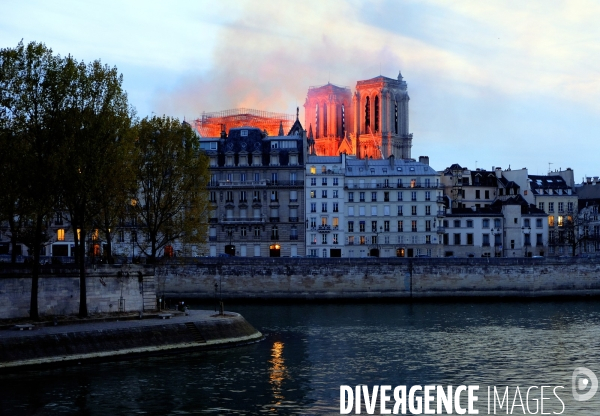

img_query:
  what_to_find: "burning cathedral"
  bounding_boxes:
[304,71,413,160]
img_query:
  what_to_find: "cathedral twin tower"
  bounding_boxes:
[304,71,413,160]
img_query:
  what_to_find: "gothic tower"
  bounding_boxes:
[304,83,354,156]
[353,71,412,159]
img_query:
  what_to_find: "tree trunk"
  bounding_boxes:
[8,218,18,264]
[78,227,88,318]
[29,214,43,320]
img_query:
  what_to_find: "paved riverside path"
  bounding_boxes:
[1,310,221,339]
[0,310,263,369]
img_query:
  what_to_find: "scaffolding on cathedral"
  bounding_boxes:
[193,108,295,137]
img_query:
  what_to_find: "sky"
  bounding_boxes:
[2,0,600,181]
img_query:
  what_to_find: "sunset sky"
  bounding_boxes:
[2,0,600,179]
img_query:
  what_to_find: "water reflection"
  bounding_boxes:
[269,341,287,404]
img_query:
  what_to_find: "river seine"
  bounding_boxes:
[2,300,600,415]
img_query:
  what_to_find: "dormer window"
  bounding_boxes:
[241,130,248,137]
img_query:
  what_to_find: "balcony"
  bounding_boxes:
[217,179,267,187]
[289,217,299,222]
[267,180,304,187]
[221,217,265,224]
[436,210,446,218]
[318,225,332,233]
[436,227,445,234]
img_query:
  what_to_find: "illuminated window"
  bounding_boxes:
[57,229,65,241]
[558,216,564,227]
[310,166,316,174]
[410,179,416,188]
[548,216,555,227]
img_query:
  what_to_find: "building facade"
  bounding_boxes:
[204,123,306,258]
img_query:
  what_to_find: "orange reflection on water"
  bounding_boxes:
[269,341,287,404]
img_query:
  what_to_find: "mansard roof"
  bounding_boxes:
[528,175,572,193]
[345,157,438,176]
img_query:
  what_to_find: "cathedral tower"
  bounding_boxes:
[304,83,354,156]
[353,71,412,159]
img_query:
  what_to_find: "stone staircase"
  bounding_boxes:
[142,274,157,311]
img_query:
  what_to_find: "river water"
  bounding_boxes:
[3,300,600,415]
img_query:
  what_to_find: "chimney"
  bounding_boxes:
[220,123,227,139]
[495,167,502,178]
[389,154,395,167]
[418,156,429,166]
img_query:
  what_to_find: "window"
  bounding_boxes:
[466,220,473,228]
[254,227,261,237]
[311,178,317,186]
[568,202,574,212]
[348,192,354,202]
[118,230,125,242]
[333,190,338,198]
[348,207,355,216]
[348,221,354,232]
[384,221,390,231]
[467,234,473,245]
[384,205,390,216]
[240,227,247,237]
[538,202,544,211]
[310,166,316,174]
[322,190,327,198]
[241,129,248,136]
[333,203,339,212]
[425,235,431,244]
[360,236,366,245]
[333,178,339,186]
[348,236,354,245]
[322,177,327,186]
[271,172,278,184]
[548,216,555,227]
[310,218,317,228]
[411,191,417,201]
[321,203,327,212]
[384,192,389,202]
[548,202,554,213]
[270,191,278,202]
[240,191,247,202]
[322,234,327,244]
[558,216,564,227]
[359,221,366,232]
[537,233,543,245]
[483,219,490,228]
[271,226,279,239]
[485,190,490,199]
[359,206,366,216]
[454,234,461,245]
[310,203,316,213]
[454,220,461,228]
[558,202,564,213]
[371,192,377,202]
[524,218,530,227]
[57,229,65,241]
[412,221,418,232]
[371,206,377,215]
[253,190,261,202]
[397,191,403,201]
[536,219,542,228]
[494,219,501,228]
[398,206,403,215]
[411,206,417,215]
[425,220,431,232]
[483,234,490,246]
[333,234,338,244]
[476,190,481,199]
[425,191,430,201]
[371,221,378,232]
[425,206,431,216]
[398,220,403,232]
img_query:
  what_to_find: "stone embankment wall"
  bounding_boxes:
[157,257,600,299]
[0,265,155,319]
